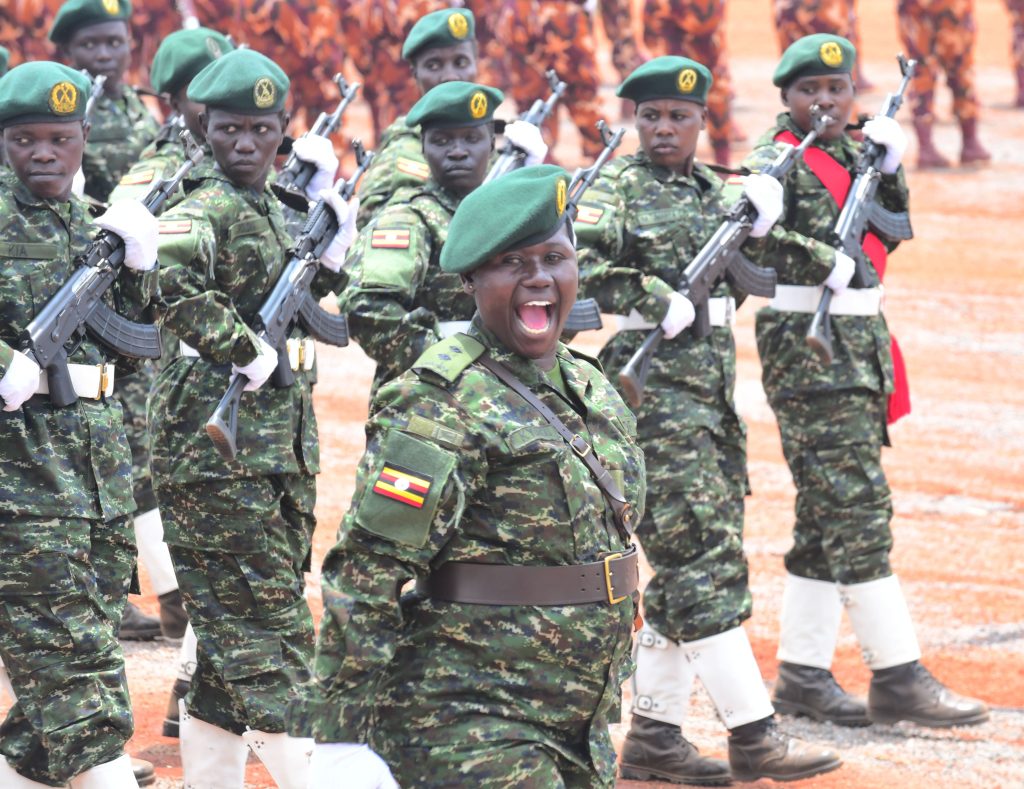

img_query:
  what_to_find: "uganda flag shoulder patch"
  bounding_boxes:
[159,218,193,235]
[119,169,156,186]
[396,157,430,180]
[371,228,412,249]
[372,463,433,508]
[575,205,605,225]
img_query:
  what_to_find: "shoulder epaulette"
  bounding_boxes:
[565,345,604,374]
[412,333,486,383]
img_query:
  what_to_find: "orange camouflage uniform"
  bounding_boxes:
[1005,0,1024,99]
[600,0,647,79]
[642,0,734,161]
[897,0,980,122]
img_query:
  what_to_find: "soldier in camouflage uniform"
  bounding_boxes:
[291,165,644,788]
[49,0,160,202]
[772,0,874,89]
[147,49,356,788]
[574,56,840,784]
[599,0,647,82]
[743,33,989,731]
[0,61,159,788]
[342,81,547,395]
[897,0,991,167]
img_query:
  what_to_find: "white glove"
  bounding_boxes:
[309,743,398,789]
[95,200,158,271]
[72,167,85,198]
[862,116,907,175]
[232,336,278,392]
[316,188,359,273]
[504,120,548,167]
[292,135,340,200]
[660,292,696,340]
[743,173,784,238]
[824,250,856,295]
[0,351,41,411]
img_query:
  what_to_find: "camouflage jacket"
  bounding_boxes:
[149,163,345,483]
[0,171,156,520]
[575,151,760,436]
[82,84,160,202]
[742,113,910,400]
[355,116,429,229]
[107,120,192,206]
[339,179,475,391]
[295,319,645,781]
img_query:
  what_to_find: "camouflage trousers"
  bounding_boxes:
[0,515,135,785]
[599,0,647,81]
[635,421,753,643]
[380,739,608,788]
[898,0,981,122]
[113,362,159,513]
[158,473,317,734]
[772,388,894,584]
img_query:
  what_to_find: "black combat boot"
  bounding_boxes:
[772,662,870,726]
[162,677,192,738]
[727,717,841,782]
[619,715,733,786]
[158,588,189,640]
[118,600,162,641]
[132,757,156,786]
[868,661,989,727]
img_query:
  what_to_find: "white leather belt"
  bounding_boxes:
[180,338,315,371]
[769,285,883,316]
[437,320,472,338]
[614,297,736,332]
[35,363,115,400]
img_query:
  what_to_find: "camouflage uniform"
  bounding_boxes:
[742,113,910,583]
[82,84,160,202]
[643,0,735,161]
[897,0,981,123]
[342,180,475,391]
[773,0,852,49]
[355,115,431,229]
[149,162,344,733]
[290,320,645,787]
[600,0,647,80]
[0,170,155,784]
[575,152,762,643]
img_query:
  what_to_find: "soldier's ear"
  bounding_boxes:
[199,111,209,136]
[780,87,791,108]
[460,274,475,295]
[81,120,90,143]
[278,110,291,132]
[700,107,708,130]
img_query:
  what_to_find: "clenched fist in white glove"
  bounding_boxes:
[660,291,697,340]
[862,116,907,175]
[824,249,856,295]
[316,188,360,273]
[232,336,278,392]
[292,135,340,200]
[308,743,398,789]
[0,350,41,412]
[504,120,549,167]
[95,200,159,271]
[743,173,784,238]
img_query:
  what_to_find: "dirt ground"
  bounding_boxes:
[6,0,1021,785]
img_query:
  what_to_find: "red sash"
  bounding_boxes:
[776,130,911,423]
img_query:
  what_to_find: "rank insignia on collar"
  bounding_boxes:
[373,463,433,508]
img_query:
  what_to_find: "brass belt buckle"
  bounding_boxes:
[603,552,626,605]
[570,434,592,458]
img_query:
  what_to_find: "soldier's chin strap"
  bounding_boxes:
[477,353,635,543]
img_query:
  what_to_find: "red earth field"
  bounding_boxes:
[3,0,1020,785]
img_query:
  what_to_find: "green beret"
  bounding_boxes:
[0,47,9,78]
[402,8,475,62]
[0,61,92,126]
[151,28,233,96]
[773,33,855,88]
[188,49,289,114]
[440,165,571,275]
[617,56,712,106]
[406,81,502,130]
[49,0,131,44]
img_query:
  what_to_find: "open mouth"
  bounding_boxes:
[515,300,554,335]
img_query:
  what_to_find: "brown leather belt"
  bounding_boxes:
[416,546,638,606]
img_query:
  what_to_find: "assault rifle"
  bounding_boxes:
[205,141,374,461]
[561,119,625,334]
[21,131,204,408]
[484,69,566,183]
[83,72,106,122]
[806,55,916,365]
[617,111,834,408]
[276,74,360,197]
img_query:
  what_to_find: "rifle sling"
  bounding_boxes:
[477,353,635,542]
